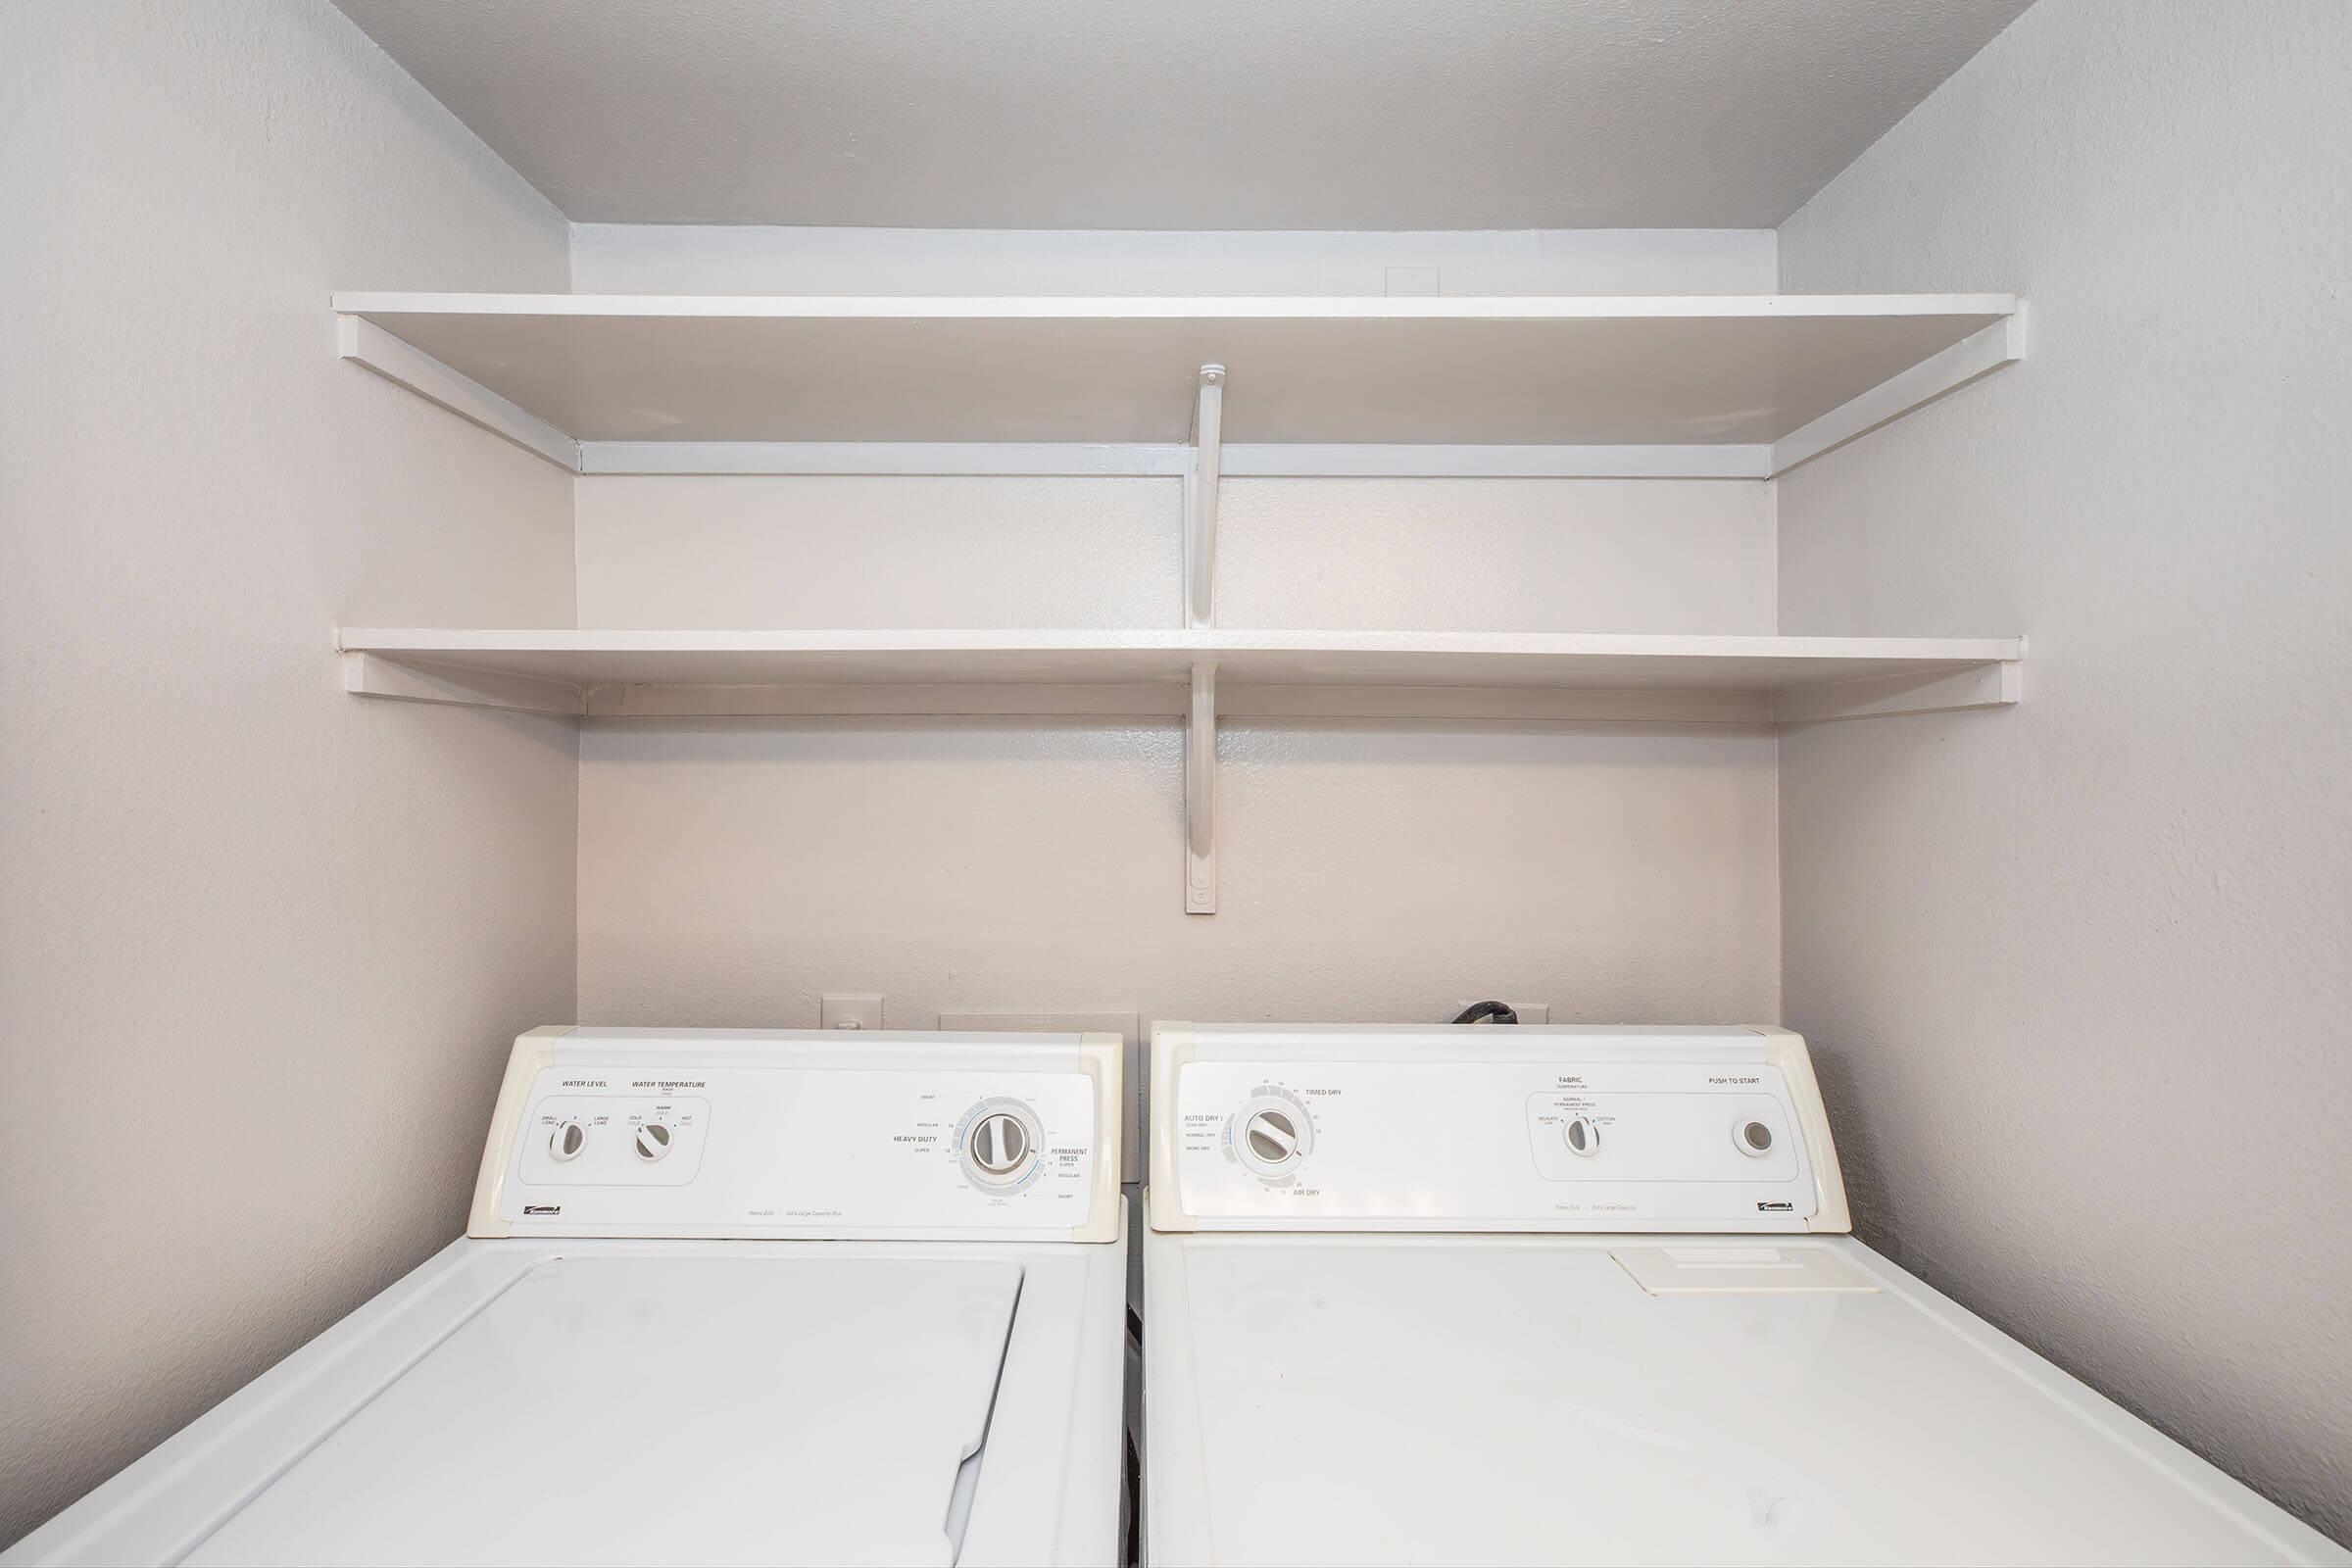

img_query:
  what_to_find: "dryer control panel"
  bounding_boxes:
[470,1027,1121,1242]
[1148,1024,1847,1234]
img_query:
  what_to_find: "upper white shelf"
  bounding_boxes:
[339,627,2024,727]
[331,293,2025,474]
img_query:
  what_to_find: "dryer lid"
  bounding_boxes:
[1144,1233,2328,1566]
[185,1254,1022,1566]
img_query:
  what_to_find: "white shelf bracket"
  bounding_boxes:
[1185,365,1226,629]
[1769,304,2029,477]
[1772,658,2023,724]
[1185,662,1218,914]
[340,648,586,715]
[335,316,582,473]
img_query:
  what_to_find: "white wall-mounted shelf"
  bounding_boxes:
[333,292,2026,479]
[339,627,2021,721]
[332,291,2031,912]
[341,626,2022,910]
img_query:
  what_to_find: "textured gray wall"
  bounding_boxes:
[1778,0,2351,1541]
[0,0,577,1545]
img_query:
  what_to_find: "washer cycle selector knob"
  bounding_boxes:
[970,1112,1029,1175]
[635,1123,672,1162]
[1562,1115,1599,1156]
[549,1121,587,1162]
[958,1102,1043,1191]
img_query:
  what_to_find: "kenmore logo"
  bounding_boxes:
[523,1204,562,1216]
[1755,1200,1793,1212]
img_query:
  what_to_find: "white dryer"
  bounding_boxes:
[1141,1023,2345,1566]
[10,1027,1127,1567]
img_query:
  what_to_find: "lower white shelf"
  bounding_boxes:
[339,626,2021,913]
[338,627,2022,725]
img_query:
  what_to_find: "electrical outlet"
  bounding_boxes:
[821,994,885,1031]
[937,1010,1143,1184]
[1454,1001,1550,1024]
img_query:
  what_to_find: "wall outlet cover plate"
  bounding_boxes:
[820,994,885,1031]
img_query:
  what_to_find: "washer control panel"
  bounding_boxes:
[471,1028,1121,1241]
[1151,1024,1847,1234]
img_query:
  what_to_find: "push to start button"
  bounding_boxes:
[1734,1117,1775,1156]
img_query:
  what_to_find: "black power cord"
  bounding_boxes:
[1450,1000,1519,1025]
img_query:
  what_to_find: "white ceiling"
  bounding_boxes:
[334,0,2034,231]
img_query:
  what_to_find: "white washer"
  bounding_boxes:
[1142,1023,2347,1566]
[10,1027,1127,1567]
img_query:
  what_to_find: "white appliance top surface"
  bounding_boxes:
[14,1233,1123,1568]
[189,1253,1014,1566]
[1142,1230,2345,1566]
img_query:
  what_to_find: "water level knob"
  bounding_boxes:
[549,1121,587,1162]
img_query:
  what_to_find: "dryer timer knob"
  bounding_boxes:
[1243,1108,1301,1166]
[1232,1093,1314,1177]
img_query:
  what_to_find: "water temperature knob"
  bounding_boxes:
[635,1122,673,1162]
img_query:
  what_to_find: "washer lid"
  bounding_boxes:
[185,1255,1023,1566]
